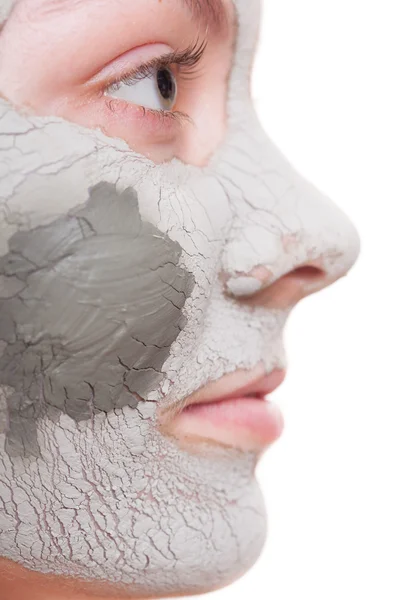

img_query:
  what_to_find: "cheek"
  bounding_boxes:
[0,182,194,458]
[174,40,234,166]
[54,97,182,162]
[184,84,227,165]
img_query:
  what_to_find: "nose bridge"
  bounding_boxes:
[214,112,361,300]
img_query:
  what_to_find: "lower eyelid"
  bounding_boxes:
[146,108,193,128]
[102,96,189,136]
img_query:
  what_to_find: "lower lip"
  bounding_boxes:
[170,396,284,452]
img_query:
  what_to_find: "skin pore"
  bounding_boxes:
[0,0,360,599]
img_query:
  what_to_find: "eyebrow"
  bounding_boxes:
[183,0,229,32]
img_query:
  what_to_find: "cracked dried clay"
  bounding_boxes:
[0,0,360,596]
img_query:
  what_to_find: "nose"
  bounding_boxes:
[223,261,335,310]
[217,119,360,311]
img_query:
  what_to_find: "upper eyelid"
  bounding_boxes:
[97,39,208,92]
[105,52,179,92]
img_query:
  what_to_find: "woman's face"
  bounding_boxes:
[0,0,360,598]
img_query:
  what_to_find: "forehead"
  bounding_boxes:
[1,0,231,32]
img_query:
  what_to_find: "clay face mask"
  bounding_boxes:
[0,0,360,597]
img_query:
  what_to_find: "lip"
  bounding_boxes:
[159,364,286,453]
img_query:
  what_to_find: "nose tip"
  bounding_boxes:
[223,260,337,310]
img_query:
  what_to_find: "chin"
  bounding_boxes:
[86,480,267,599]
[129,479,268,599]
[0,410,268,599]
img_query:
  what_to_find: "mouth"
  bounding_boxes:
[159,364,286,453]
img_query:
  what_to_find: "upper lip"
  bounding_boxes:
[161,364,286,422]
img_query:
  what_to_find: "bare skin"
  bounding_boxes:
[0,0,236,165]
[0,6,236,595]
[0,0,360,598]
[0,558,198,599]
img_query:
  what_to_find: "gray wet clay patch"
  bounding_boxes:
[0,0,361,594]
[0,182,194,457]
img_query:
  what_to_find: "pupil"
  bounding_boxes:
[157,68,175,102]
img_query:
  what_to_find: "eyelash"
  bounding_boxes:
[104,38,207,124]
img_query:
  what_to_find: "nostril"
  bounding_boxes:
[286,265,326,281]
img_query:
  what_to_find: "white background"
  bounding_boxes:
[190,0,400,598]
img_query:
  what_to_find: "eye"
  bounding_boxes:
[106,66,178,111]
